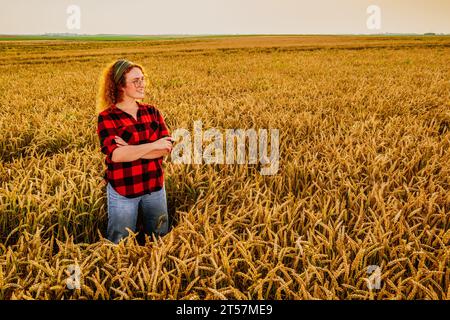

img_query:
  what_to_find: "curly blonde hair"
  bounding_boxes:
[96,59,146,114]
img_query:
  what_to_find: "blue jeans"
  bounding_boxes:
[106,182,169,244]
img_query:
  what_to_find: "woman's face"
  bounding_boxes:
[120,67,145,100]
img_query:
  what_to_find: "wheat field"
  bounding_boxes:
[0,35,449,300]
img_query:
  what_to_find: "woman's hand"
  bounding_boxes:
[114,136,128,147]
[152,136,174,153]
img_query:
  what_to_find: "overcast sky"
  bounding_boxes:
[1,0,449,35]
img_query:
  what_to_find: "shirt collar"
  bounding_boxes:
[110,101,145,114]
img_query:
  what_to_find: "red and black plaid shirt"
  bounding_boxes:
[97,101,170,198]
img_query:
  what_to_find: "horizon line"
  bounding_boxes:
[1,32,449,37]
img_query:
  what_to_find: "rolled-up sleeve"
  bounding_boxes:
[97,114,118,161]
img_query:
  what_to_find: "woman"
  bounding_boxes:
[96,59,174,244]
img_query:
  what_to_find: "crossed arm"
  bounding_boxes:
[97,110,173,163]
[111,135,173,162]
